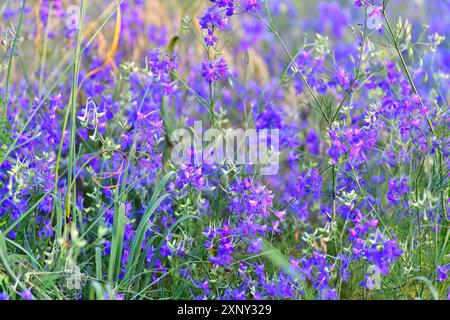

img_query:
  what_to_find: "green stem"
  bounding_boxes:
[67,0,86,229]
[248,9,329,123]
[3,0,25,117]
[38,3,53,96]
[384,10,448,223]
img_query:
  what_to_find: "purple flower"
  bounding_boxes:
[20,289,33,300]
[198,7,228,31]
[294,168,323,199]
[204,29,217,47]
[247,238,263,254]
[383,239,403,263]
[201,58,228,84]
[354,0,373,7]
[367,5,383,31]
[334,67,350,88]
[246,0,261,11]
[437,265,450,282]
[195,279,211,295]
[387,178,410,204]
[273,210,286,221]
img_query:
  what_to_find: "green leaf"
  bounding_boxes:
[0,231,31,297]
[167,36,180,57]
[413,276,438,300]
[95,247,102,280]
[123,171,175,282]
[108,202,126,282]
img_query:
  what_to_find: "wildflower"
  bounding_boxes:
[204,29,217,47]
[177,163,207,189]
[323,289,338,300]
[382,239,403,263]
[201,58,228,84]
[294,168,323,199]
[437,265,449,282]
[367,5,383,31]
[246,0,261,11]
[354,0,374,8]
[230,288,246,300]
[212,0,236,16]
[274,210,286,221]
[335,67,350,88]
[19,289,33,300]
[247,238,263,253]
[387,178,410,204]
[38,219,54,239]
[198,7,228,31]
[195,279,211,295]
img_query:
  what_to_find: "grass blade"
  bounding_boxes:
[108,202,126,282]
[123,171,175,282]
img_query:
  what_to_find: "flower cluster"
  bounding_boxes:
[0,0,448,301]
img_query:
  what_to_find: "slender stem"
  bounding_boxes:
[384,10,448,223]
[209,83,216,127]
[38,2,53,96]
[3,0,25,117]
[248,9,329,123]
[66,0,86,229]
[1,2,122,168]
[383,14,436,136]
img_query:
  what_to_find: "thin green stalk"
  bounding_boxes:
[3,0,25,117]
[66,0,86,230]
[95,247,103,280]
[246,8,329,123]
[108,202,126,282]
[0,0,10,16]
[37,3,53,96]
[209,83,216,127]
[0,232,33,298]
[1,1,123,168]
[383,8,448,223]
